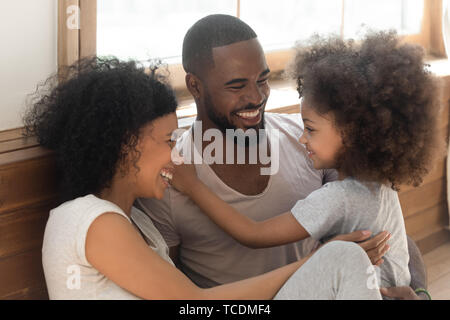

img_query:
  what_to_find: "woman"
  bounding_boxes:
[24,57,382,299]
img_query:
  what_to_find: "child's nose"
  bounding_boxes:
[299,132,307,144]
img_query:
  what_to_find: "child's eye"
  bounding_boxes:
[305,127,315,133]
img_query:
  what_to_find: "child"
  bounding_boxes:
[170,31,442,289]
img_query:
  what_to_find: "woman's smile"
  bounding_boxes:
[159,168,173,187]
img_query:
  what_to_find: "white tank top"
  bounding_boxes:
[42,194,173,299]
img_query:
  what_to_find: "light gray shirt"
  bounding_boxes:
[291,177,411,288]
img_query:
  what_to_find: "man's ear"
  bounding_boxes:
[185,73,203,100]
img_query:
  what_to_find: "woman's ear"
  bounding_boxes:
[185,73,202,100]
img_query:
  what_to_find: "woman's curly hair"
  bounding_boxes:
[287,31,444,189]
[24,56,178,201]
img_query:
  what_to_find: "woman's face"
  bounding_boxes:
[131,112,178,200]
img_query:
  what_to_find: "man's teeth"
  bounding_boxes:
[160,170,173,181]
[236,109,260,119]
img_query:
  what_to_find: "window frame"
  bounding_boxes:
[58,0,446,95]
[58,0,96,69]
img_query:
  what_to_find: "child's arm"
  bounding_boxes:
[171,164,310,248]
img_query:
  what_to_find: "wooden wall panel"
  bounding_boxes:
[0,156,59,214]
[0,136,38,155]
[399,178,446,218]
[400,158,445,193]
[0,201,55,259]
[0,146,57,299]
[0,128,25,143]
[404,202,449,236]
[400,74,450,253]
[0,249,48,300]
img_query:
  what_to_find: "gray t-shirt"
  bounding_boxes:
[291,177,411,288]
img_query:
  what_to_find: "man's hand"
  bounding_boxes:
[380,287,423,300]
[330,230,391,266]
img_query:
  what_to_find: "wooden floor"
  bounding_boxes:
[423,240,450,299]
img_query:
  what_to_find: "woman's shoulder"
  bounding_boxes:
[52,194,121,212]
[42,195,139,300]
[44,194,131,254]
[50,194,130,223]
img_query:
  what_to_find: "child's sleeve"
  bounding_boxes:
[290,182,346,241]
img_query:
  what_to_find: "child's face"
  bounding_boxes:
[299,99,343,170]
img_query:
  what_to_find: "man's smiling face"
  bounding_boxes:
[200,38,270,132]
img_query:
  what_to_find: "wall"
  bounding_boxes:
[0,0,57,131]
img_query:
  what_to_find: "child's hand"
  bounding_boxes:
[327,230,390,266]
[170,163,199,196]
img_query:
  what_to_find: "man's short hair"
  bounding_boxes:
[182,14,257,77]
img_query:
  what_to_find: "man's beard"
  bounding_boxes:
[204,90,266,135]
[203,91,267,147]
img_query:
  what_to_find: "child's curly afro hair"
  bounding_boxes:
[287,30,444,189]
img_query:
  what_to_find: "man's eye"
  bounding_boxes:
[258,78,269,84]
[229,85,245,90]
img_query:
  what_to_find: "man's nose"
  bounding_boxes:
[246,83,267,106]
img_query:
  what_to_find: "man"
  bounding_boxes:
[135,14,421,297]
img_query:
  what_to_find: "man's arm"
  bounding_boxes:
[169,245,181,268]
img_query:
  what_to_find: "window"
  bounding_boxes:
[97,0,236,64]
[59,0,444,92]
[342,0,423,38]
[97,0,424,60]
